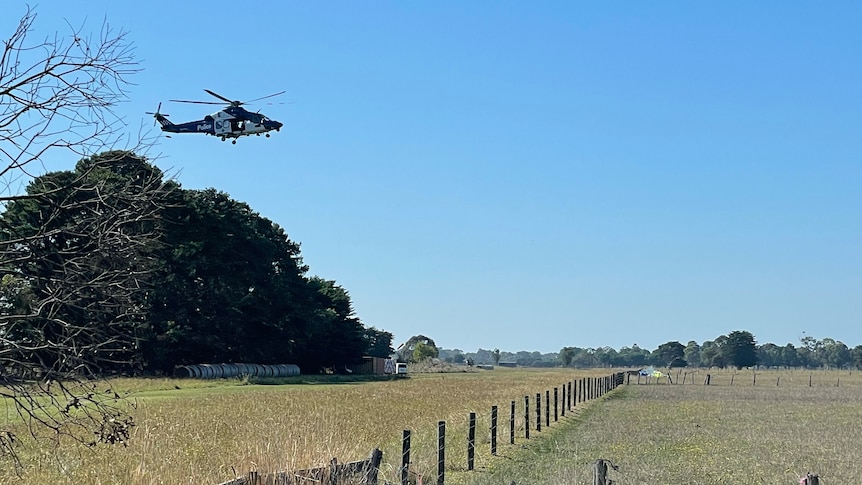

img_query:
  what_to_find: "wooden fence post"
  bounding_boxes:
[328,458,338,485]
[524,395,530,439]
[510,400,516,445]
[490,406,498,456]
[704,374,711,385]
[536,393,541,432]
[568,381,573,409]
[437,421,445,485]
[593,459,618,485]
[467,413,476,471]
[400,430,411,485]
[554,387,559,422]
[561,384,565,417]
[363,448,383,485]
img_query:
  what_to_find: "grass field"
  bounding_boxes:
[0,368,611,484]
[1,368,858,484]
[462,369,862,485]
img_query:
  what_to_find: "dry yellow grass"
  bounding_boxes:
[0,368,613,484]
[5,368,855,484]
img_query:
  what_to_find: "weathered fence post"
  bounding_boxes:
[554,387,558,422]
[467,413,476,471]
[490,405,498,455]
[536,392,541,432]
[329,457,339,485]
[248,471,259,485]
[437,421,445,485]
[704,374,711,385]
[545,390,550,428]
[400,430,411,485]
[776,376,780,386]
[510,400,516,444]
[593,459,618,485]
[730,374,735,386]
[364,448,383,485]
[561,385,565,417]
[809,374,812,387]
[568,380,573,409]
[524,395,530,439]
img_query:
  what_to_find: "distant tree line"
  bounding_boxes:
[440,331,862,370]
[0,151,394,376]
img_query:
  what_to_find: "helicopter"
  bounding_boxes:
[147,89,284,144]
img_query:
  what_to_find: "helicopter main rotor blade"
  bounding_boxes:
[246,91,286,104]
[169,99,224,105]
[204,89,237,105]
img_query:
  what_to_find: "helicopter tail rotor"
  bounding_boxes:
[145,102,172,128]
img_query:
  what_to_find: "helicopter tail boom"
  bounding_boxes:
[154,114,174,129]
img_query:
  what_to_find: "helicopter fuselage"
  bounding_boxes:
[155,106,283,141]
[150,89,285,143]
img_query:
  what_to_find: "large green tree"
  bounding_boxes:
[3,155,386,375]
[298,277,367,371]
[363,327,395,358]
[722,331,758,369]
[559,347,576,367]
[143,188,309,369]
[653,341,686,367]
[397,335,437,362]
[0,152,171,376]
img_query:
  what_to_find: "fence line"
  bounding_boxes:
[213,372,626,485]
[632,368,857,387]
[403,372,624,485]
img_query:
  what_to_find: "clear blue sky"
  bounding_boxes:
[14,2,861,353]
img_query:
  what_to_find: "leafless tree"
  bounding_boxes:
[0,6,167,461]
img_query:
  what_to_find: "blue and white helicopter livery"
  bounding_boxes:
[147,90,284,144]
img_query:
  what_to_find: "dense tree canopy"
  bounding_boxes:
[722,330,758,369]
[397,335,438,363]
[1,152,391,375]
[0,152,171,376]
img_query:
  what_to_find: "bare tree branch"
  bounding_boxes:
[0,6,164,461]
